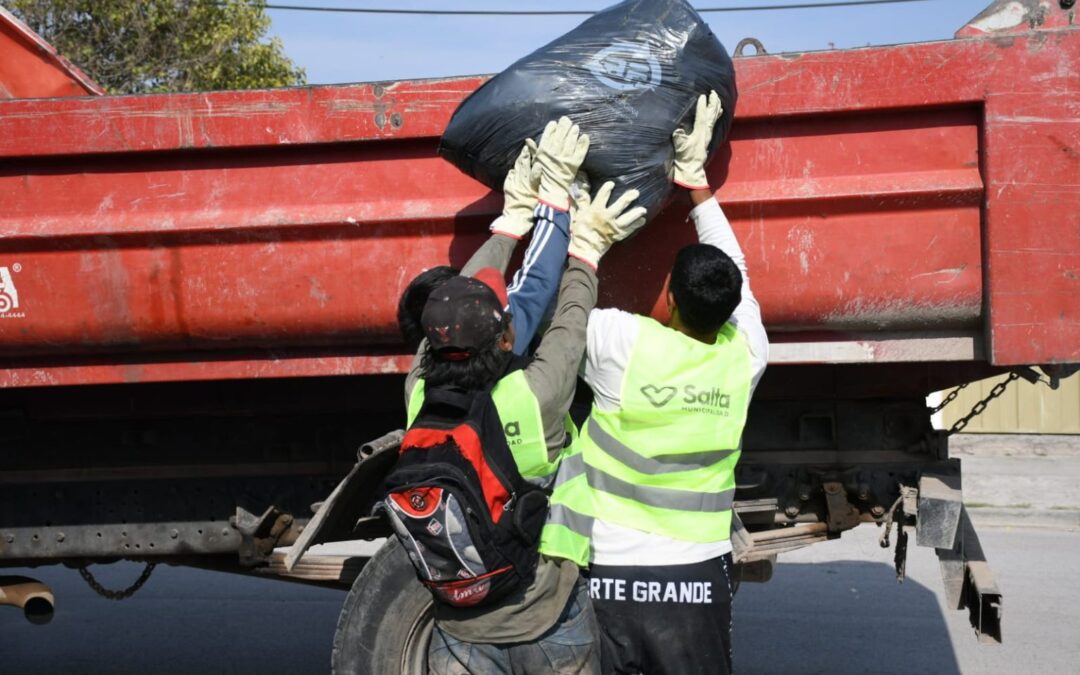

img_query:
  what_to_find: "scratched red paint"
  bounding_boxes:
[0,5,1075,387]
[0,8,103,99]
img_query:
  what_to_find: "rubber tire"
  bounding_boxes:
[331,539,434,675]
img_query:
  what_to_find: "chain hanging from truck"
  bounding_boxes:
[929,382,969,415]
[77,563,157,601]
[946,371,1021,434]
[878,485,918,582]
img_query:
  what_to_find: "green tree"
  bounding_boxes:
[8,0,305,94]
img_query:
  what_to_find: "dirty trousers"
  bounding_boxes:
[587,554,734,675]
[428,577,602,675]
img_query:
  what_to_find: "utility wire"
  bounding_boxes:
[258,0,933,17]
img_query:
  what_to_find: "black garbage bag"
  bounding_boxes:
[439,0,736,221]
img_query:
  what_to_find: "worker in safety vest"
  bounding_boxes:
[404,118,648,674]
[540,92,769,675]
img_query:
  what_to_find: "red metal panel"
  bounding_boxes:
[982,91,1080,365]
[0,77,482,157]
[0,109,982,353]
[0,8,104,99]
[710,108,983,332]
[0,19,1075,386]
[0,352,412,388]
[597,106,986,332]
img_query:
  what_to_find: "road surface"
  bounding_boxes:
[2,523,1077,674]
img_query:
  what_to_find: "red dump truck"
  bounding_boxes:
[0,0,1077,671]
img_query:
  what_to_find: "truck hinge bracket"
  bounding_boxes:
[233,505,297,567]
[822,481,861,532]
[935,507,1003,644]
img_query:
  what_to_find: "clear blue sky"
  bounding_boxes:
[266,0,994,85]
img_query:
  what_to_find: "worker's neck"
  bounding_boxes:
[667,315,717,345]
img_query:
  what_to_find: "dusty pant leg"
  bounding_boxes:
[588,555,734,675]
[429,624,513,675]
[509,577,602,675]
[586,567,646,674]
[640,555,733,675]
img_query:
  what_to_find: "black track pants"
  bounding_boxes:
[586,554,734,675]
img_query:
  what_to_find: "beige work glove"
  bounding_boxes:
[568,171,591,217]
[490,141,541,239]
[672,90,724,190]
[535,117,590,211]
[568,181,648,270]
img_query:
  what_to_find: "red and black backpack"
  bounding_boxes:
[375,385,549,608]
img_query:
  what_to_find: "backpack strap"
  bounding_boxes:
[421,386,477,414]
[411,379,538,498]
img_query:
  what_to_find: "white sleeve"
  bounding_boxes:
[584,307,640,412]
[690,198,769,391]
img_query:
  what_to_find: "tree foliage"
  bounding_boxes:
[9,0,305,94]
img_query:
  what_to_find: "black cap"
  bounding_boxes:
[421,274,506,359]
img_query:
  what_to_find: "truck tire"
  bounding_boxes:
[331,539,433,675]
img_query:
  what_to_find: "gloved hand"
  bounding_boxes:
[568,181,647,270]
[568,171,591,216]
[490,141,541,239]
[535,117,590,210]
[672,90,724,190]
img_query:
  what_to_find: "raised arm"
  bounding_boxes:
[526,182,646,454]
[689,191,767,388]
[470,121,588,354]
[459,140,544,278]
[675,90,768,388]
[501,118,590,353]
[505,203,571,354]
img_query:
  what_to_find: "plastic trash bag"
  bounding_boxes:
[439,0,737,221]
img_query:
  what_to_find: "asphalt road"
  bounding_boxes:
[2,523,1076,674]
[734,524,1078,675]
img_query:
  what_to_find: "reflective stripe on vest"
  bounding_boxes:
[577,316,752,544]
[539,450,595,566]
[586,418,737,475]
[408,372,556,485]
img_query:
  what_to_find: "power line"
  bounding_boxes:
[258,0,933,17]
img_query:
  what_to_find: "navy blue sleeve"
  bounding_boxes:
[506,203,571,355]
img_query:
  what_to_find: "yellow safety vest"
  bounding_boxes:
[408,371,570,485]
[541,316,752,565]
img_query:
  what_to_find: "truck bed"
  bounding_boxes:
[1,11,1075,391]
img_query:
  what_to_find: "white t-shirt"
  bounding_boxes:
[584,198,769,566]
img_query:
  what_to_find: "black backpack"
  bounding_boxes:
[375,384,549,608]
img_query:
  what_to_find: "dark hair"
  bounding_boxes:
[420,313,513,390]
[397,266,460,351]
[669,244,743,335]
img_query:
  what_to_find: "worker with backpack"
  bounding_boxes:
[380,117,648,674]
